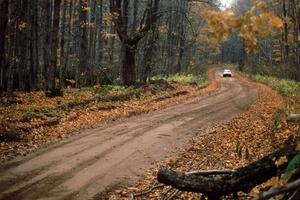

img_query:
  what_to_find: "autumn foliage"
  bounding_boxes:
[109,70,300,200]
[0,72,217,161]
[202,1,283,53]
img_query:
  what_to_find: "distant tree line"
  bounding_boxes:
[221,0,300,81]
[0,0,219,95]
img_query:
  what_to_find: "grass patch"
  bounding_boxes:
[98,85,129,97]
[152,73,208,86]
[240,72,300,113]
[96,85,143,102]
[19,107,43,122]
[43,108,56,117]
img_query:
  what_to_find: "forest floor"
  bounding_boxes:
[0,69,261,200]
[0,69,299,200]
[108,71,300,200]
[0,71,214,161]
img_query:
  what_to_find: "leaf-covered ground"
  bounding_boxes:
[241,72,300,114]
[0,71,218,162]
[107,72,300,200]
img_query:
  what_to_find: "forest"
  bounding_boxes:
[0,0,300,200]
[0,0,212,95]
[1,0,298,95]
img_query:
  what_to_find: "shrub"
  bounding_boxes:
[241,73,300,113]
[43,108,56,117]
[152,73,208,86]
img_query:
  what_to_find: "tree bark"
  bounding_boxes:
[0,0,9,93]
[122,44,137,86]
[141,29,158,82]
[87,0,96,85]
[110,0,160,86]
[60,0,67,88]
[176,25,186,73]
[31,0,39,90]
[64,0,74,84]
[77,0,89,88]
[43,0,51,90]
[282,0,289,66]
[6,0,17,92]
[96,0,104,68]
[17,0,29,91]
[47,0,62,95]
[157,144,300,198]
[287,114,300,123]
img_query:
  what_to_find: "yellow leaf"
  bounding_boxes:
[288,34,293,43]
[257,1,268,12]
[18,21,27,31]
[296,144,300,151]
[268,16,283,29]
[82,6,90,13]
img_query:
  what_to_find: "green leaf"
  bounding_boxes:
[284,154,300,181]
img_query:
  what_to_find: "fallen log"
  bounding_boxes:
[287,114,300,123]
[185,169,236,176]
[157,144,300,199]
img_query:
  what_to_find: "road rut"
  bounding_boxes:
[0,70,258,200]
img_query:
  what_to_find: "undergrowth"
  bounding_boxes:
[240,72,300,113]
[152,73,208,86]
[0,74,206,142]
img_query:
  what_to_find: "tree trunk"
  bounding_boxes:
[64,0,73,84]
[108,26,115,64]
[282,0,289,61]
[131,0,138,34]
[77,0,88,88]
[60,0,67,88]
[6,0,17,92]
[18,0,29,91]
[43,0,51,90]
[0,0,9,93]
[28,0,39,91]
[122,43,136,86]
[141,30,158,82]
[96,0,103,68]
[157,144,299,198]
[87,0,95,85]
[176,25,185,73]
[47,0,61,95]
[33,0,39,90]
[110,0,160,86]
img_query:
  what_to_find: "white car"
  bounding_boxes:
[223,69,232,77]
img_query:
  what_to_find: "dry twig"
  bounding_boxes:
[129,181,165,200]
[253,178,300,200]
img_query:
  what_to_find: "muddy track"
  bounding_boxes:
[0,70,258,200]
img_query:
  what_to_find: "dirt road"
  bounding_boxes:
[0,71,258,200]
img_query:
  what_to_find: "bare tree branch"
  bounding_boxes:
[157,144,300,198]
[253,178,300,200]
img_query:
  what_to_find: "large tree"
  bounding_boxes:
[109,0,159,86]
[0,0,220,92]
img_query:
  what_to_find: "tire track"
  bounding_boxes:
[0,70,258,200]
